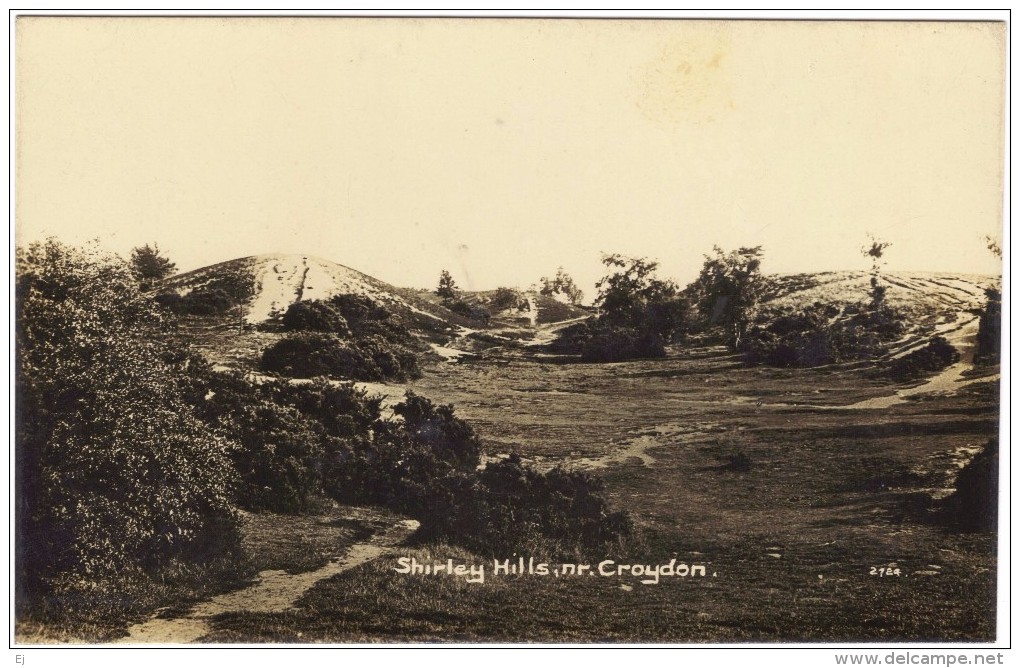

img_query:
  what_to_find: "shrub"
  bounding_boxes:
[322,393,634,560]
[183,287,234,315]
[974,288,1001,365]
[741,302,906,368]
[282,300,350,335]
[154,287,234,316]
[329,293,390,323]
[942,438,998,532]
[888,336,959,382]
[261,333,421,381]
[16,240,240,593]
[489,287,526,312]
[581,326,665,362]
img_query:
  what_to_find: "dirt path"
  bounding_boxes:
[843,315,997,410]
[114,517,419,644]
[526,315,591,348]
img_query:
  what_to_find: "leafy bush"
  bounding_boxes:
[942,438,998,532]
[539,268,585,305]
[448,299,490,323]
[742,302,906,368]
[183,287,235,315]
[186,371,381,513]
[888,336,960,382]
[489,287,527,312]
[282,300,350,335]
[325,392,633,559]
[329,293,390,323]
[16,240,240,592]
[581,326,665,362]
[974,288,1001,365]
[155,287,234,316]
[261,332,421,381]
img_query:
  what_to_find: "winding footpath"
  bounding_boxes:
[115,518,419,644]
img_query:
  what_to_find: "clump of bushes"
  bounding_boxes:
[155,268,255,317]
[488,287,528,313]
[326,392,634,559]
[261,332,421,382]
[448,299,491,323]
[156,287,235,315]
[581,325,665,362]
[941,438,998,532]
[282,300,350,335]
[265,294,425,381]
[548,254,686,361]
[887,336,959,382]
[183,369,381,514]
[741,302,905,368]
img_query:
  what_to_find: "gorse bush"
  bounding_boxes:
[974,288,1001,365]
[942,438,998,532]
[741,302,906,368]
[267,295,424,381]
[183,370,381,514]
[581,325,665,362]
[888,336,959,382]
[261,332,421,382]
[282,300,350,335]
[155,287,234,316]
[17,240,240,594]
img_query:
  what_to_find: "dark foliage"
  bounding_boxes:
[684,246,771,349]
[261,333,422,382]
[448,299,491,323]
[551,255,684,361]
[436,270,458,301]
[942,438,998,532]
[130,243,177,290]
[888,336,960,382]
[328,293,391,323]
[539,267,585,305]
[155,287,235,316]
[974,288,1001,365]
[282,300,350,335]
[183,370,381,514]
[581,326,666,362]
[741,302,905,368]
[489,287,527,313]
[326,392,633,559]
[17,240,239,595]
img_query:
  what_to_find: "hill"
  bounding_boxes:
[766,270,994,318]
[157,253,592,370]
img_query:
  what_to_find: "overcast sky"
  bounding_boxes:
[16,17,1005,295]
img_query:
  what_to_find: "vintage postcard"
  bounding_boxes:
[12,13,1007,651]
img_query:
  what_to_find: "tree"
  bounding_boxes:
[436,270,458,301]
[595,254,680,331]
[130,243,177,290]
[539,267,585,305]
[685,246,771,349]
[862,234,892,310]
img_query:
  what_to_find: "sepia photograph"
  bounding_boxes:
[11,11,1008,653]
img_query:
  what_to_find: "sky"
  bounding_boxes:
[16,16,1006,297]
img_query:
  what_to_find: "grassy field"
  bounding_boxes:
[193,344,998,643]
